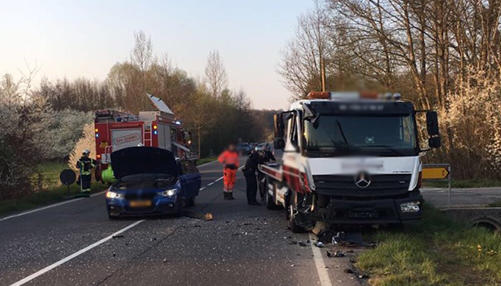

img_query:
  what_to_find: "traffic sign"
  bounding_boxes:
[422,167,449,179]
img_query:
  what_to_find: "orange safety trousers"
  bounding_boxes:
[223,168,237,192]
[218,150,239,192]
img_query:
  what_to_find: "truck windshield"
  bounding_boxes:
[303,114,417,156]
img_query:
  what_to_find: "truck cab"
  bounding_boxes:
[260,91,441,231]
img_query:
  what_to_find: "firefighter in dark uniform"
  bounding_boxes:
[242,150,261,205]
[76,149,96,196]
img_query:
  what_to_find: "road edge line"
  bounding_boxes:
[10,219,145,286]
[309,233,332,286]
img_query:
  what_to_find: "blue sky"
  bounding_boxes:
[0,0,315,109]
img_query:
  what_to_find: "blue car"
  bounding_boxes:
[105,147,201,219]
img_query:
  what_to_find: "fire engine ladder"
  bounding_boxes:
[143,123,152,147]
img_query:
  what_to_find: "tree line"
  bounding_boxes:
[0,31,269,199]
[280,0,501,179]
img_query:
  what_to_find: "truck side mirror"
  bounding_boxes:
[426,111,439,136]
[428,137,441,148]
[273,113,285,150]
[273,113,284,138]
[274,138,285,150]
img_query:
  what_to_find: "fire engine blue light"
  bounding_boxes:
[153,130,158,135]
[95,133,99,138]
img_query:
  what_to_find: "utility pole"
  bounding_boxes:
[321,57,326,92]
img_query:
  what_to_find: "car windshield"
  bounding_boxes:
[303,114,417,156]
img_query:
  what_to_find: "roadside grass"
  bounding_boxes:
[423,178,501,188]
[357,206,501,285]
[488,200,501,207]
[197,156,217,165]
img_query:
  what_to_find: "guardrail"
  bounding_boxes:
[422,163,452,207]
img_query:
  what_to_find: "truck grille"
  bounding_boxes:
[313,174,411,198]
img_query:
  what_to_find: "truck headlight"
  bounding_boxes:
[106,190,123,199]
[400,201,421,213]
[161,189,177,197]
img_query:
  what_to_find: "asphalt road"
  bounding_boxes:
[0,160,360,286]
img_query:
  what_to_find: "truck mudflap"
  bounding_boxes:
[313,190,423,224]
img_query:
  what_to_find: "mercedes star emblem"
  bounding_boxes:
[354,171,371,189]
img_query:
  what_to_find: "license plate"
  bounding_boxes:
[129,200,152,207]
[348,209,378,218]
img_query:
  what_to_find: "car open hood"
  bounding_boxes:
[111,147,178,179]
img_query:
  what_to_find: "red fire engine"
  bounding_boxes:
[94,94,194,183]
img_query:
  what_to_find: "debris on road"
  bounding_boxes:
[298,241,307,247]
[344,268,354,274]
[314,241,325,248]
[181,210,214,221]
[204,213,213,221]
[326,250,345,258]
[112,234,124,239]
[332,231,374,247]
[344,267,370,280]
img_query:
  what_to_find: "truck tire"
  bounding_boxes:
[287,204,306,233]
[266,191,277,210]
[286,192,306,233]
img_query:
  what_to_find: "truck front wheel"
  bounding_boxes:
[286,192,306,233]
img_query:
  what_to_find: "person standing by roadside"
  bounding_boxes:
[242,149,261,205]
[76,149,95,196]
[218,144,239,200]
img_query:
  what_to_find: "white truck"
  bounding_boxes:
[259,91,441,232]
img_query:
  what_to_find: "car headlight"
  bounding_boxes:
[161,189,177,197]
[106,190,123,199]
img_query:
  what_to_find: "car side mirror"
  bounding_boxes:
[428,137,441,148]
[426,111,439,136]
[274,138,285,150]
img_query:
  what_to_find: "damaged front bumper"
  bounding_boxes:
[106,196,182,217]
[314,190,423,224]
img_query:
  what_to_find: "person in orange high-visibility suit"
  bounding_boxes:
[218,144,240,200]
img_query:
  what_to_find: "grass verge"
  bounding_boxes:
[488,200,501,207]
[197,156,217,165]
[357,206,501,285]
[423,178,501,188]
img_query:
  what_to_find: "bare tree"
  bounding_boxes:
[205,50,227,98]
[131,31,153,72]
[279,2,332,99]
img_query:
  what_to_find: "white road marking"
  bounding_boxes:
[0,191,107,222]
[207,182,214,186]
[309,233,332,286]
[10,219,145,286]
